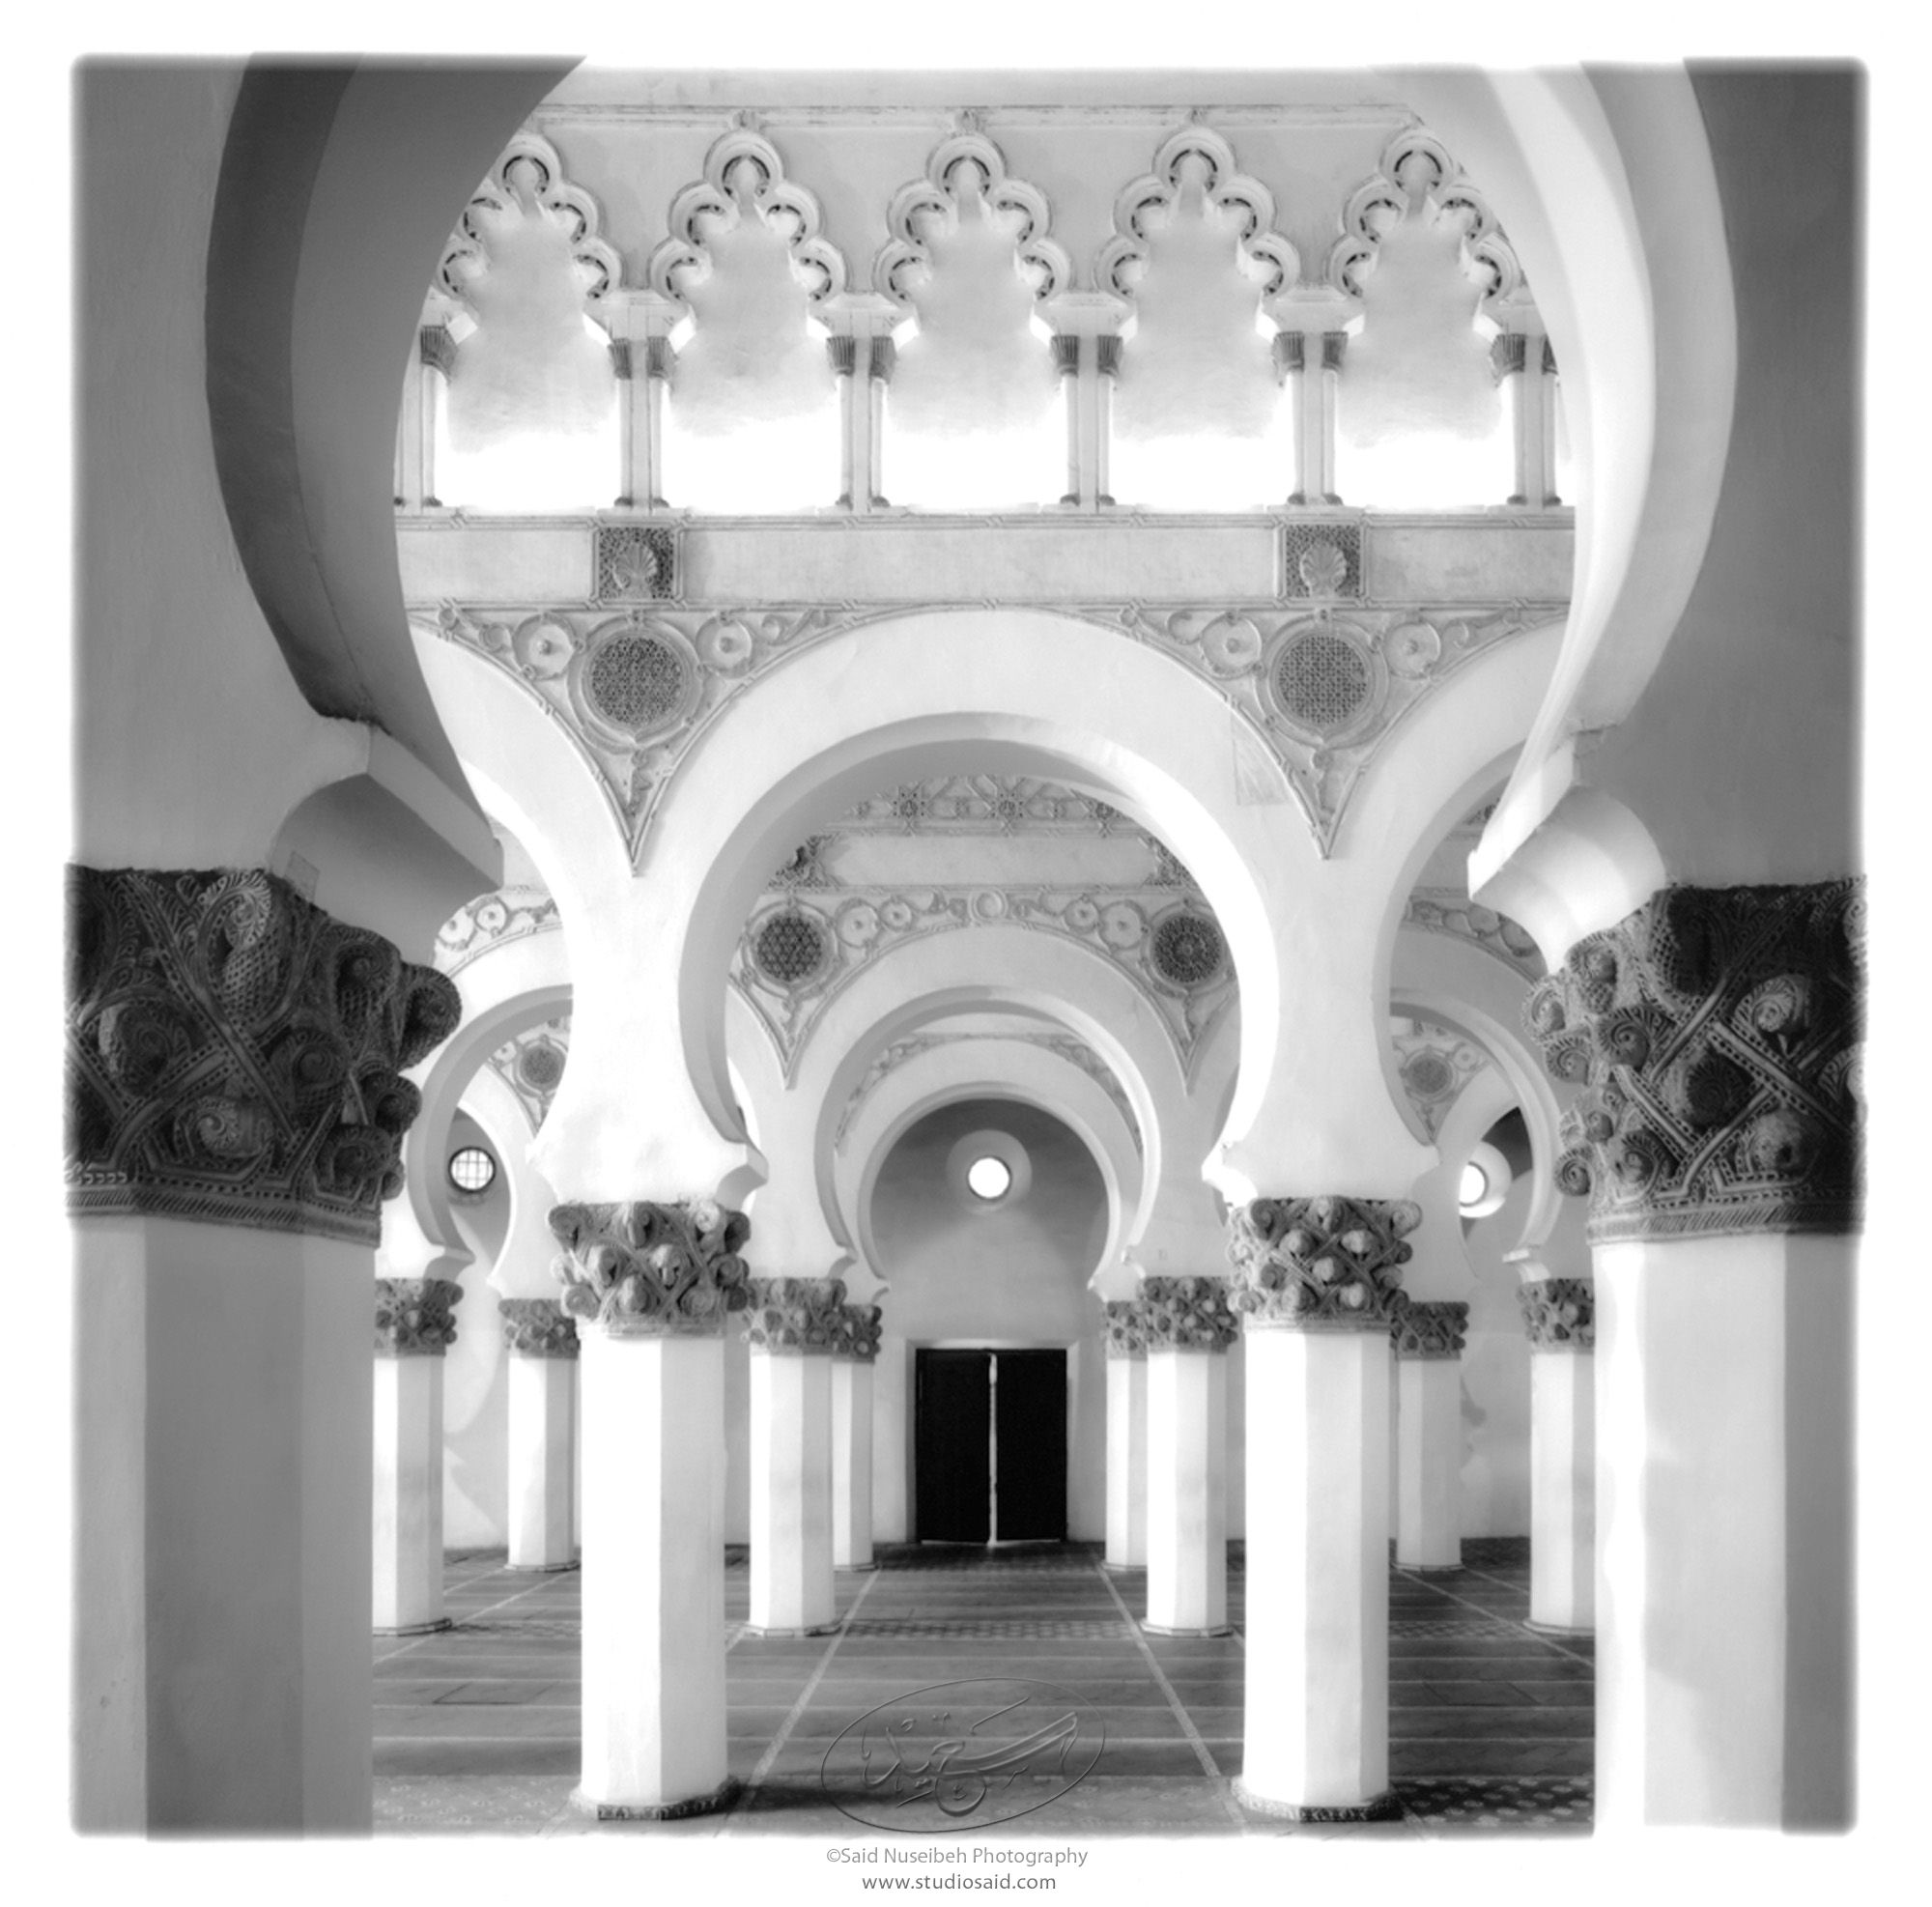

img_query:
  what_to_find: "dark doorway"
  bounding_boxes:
[914,1348,1066,1543]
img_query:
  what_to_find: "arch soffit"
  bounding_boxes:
[839,1039,1143,1298]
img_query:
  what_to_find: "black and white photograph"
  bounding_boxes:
[32,11,1910,1900]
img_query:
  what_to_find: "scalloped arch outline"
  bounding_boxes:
[437,128,623,314]
[648,126,848,307]
[873,129,1071,307]
[1097,125,1298,301]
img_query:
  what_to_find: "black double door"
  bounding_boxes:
[914,1348,1066,1543]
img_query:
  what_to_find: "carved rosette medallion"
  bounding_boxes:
[1518,1278,1595,1352]
[1103,1299,1149,1358]
[828,1300,884,1361]
[744,1277,848,1353]
[1137,1277,1238,1352]
[499,1296,581,1359]
[1524,880,1863,1242]
[1225,1195,1420,1330]
[1391,1299,1469,1360]
[375,1277,464,1355]
[67,867,461,1245]
[549,1200,752,1338]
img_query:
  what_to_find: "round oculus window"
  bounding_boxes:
[448,1147,497,1194]
[965,1155,1012,1202]
[1459,1161,1489,1210]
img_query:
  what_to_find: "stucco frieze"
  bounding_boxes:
[743,1276,848,1353]
[440,130,622,319]
[499,1295,581,1358]
[1225,1194,1419,1330]
[1517,1277,1594,1352]
[1103,1298,1150,1357]
[1525,880,1863,1243]
[1391,1298,1469,1359]
[1138,1275,1239,1352]
[828,1300,884,1361]
[734,886,1233,1082]
[550,1198,753,1338]
[422,588,1554,867]
[66,867,460,1245]
[1403,888,1544,979]
[878,128,1068,309]
[486,1017,571,1134]
[434,887,562,976]
[376,1276,465,1356]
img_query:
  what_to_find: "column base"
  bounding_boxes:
[570,1776,742,1823]
[1100,1560,1146,1575]
[1399,1560,1464,1576]
[374,1616,451,1637]
[1232,1780,1402,1823]
[837,1560,879,1574]
[503,1560,580,1575]
[1142,1620,1232,1638]
[1525,1617,1595,1637]
[745,1621,841,1639]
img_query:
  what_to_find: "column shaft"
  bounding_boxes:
[1528,1349,1594,1631]
[1595,1234,1853,1829]
[579,1331,730,1815]
[749,1351,837,1634]
[1145,1352,1228,1634]
[507,1353,577,1571]
[1240,1328,1392,1814]
[1395,1355,1463,1570]
[1104,1354,1149,1570]
[831,1358,876,1570]
[73,1217,374,1833]
[373,1353,446,1634]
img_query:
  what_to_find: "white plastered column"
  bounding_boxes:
[372,1278,463,1635]
[1230,1196,1420,1821]
[745,1278,845,1636]
[500,1299,580,1571]
[1140,1279,1234,1637]
[1595,1234,1852,1830]
[831,1300,883,1571]
[1393,1301,1469,1572]
[1101,1304,1150,1571]
[1514,1267,1595,1633]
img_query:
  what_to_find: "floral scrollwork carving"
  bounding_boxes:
[66,867,460,1245]
[829,1300,884,1361]
[1523,880,1863,1242]
[1518,1278,1594,1352]
[375,1277,464,1356]
[1103,1298,1149,1357]
[1391,1299,1469,1360]
[1137,1276,1238,1352]
[744,1276,848,1353]
[549,1199,753,1338]
[499,1296,581,1359]
[1225,1195,1421,1330]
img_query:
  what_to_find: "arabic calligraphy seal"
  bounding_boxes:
[819,1678,1106,1833]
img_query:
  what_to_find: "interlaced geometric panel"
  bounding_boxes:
[1400,1048,1456,1099]
[1151,911,1226,986]
[753,911,828,985]
[584,633,689,732]
[1273,631,1371,731]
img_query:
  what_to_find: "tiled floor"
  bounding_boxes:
[374,1537,1591,1838]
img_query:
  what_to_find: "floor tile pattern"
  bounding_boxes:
[375,1537,1591,1838]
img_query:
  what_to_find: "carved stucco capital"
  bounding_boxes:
[1226,1194,1420,1331]
[499,1296,581,1359]
[1103,1298,1149,1358]
[549,1199,753,1339]
[1391,1299,1469,1360]
[1525,880,1863,1243]
[66,867,460,1245]
[1138,1276,1238,1352]
[375,1277,464,1355]
[828,1300,884,1361]
[1518,1277,1595,1352]
[744,1276,848,1352]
